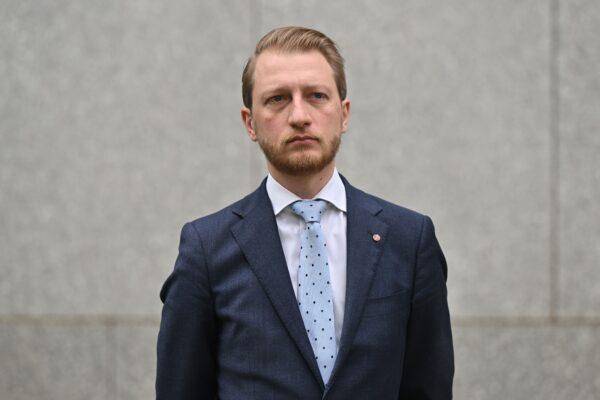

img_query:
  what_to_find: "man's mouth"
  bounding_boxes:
[288,135,318,144]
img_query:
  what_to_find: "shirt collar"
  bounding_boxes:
[266,167,347,216]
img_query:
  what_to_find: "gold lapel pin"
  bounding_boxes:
[372,233,381,242]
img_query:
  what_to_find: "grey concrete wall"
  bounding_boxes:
[1,1,598,398]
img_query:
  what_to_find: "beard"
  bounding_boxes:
[255,130,341,177]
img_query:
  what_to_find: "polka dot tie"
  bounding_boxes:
[290,199,337,385]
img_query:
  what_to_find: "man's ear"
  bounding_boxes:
[241,107,257,141]
[340,98,350,133]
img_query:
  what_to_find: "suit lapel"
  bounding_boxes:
[230,179,325,390]
[325,175,389,392]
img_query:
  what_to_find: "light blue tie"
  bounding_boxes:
[290,199,337,384]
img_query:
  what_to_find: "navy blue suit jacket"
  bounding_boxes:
[157,175,454,399]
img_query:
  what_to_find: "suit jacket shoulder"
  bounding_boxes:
[347,183,427,224]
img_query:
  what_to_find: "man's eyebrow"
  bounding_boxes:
[302,84,331,92]
[260,84,331,97]
[258,85,290,98]
[261,87,286,96]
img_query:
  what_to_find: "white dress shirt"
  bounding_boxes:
[266,168,347,348]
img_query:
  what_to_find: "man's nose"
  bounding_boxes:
[288,97,311,128]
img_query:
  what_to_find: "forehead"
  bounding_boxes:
[252,49,336,92]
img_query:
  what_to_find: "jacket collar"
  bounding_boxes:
[265,167,347,216]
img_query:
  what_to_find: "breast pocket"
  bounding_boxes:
[362,289,411,318]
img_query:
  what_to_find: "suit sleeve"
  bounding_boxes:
[156,222,218,400]
[398,216,454,399]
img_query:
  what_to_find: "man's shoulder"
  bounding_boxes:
[349,183,429,227]
[184,184,264,236]
[344,183,438,250]
[185,196,248,232]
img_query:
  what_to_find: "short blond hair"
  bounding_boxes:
[242,26,347,108]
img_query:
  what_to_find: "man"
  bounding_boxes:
[157,26,454,399]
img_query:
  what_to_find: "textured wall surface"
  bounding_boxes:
[1,0,598,398]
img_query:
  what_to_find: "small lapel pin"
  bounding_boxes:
[372,233,381,242]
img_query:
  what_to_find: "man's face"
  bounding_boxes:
[241,50,350,177]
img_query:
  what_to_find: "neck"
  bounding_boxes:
[268,163,335,199]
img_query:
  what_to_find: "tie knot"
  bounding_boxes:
[290,199,327,223]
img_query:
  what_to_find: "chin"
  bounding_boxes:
[273,154,333,176]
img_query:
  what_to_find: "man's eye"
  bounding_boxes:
[269,95,284,103]
[312,92,327,100]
